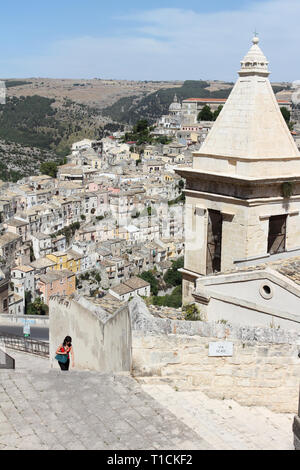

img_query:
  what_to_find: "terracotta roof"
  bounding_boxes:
[183,98,291,104]
[39,269,74,285]
[110,284,135,295]
[12,265,34,273]
[124,277,150,290]
[0,232,22,246]
[6,218,28,227]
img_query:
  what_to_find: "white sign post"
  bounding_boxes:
[208,342,234,357]
[23,323,31,338]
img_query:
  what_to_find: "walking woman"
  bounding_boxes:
[56,336,75,371]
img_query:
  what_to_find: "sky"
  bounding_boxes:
[0,0,299,82]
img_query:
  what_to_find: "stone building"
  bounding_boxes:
[176,37,300,330]
[36,269,76,306]
[181,97,291,123]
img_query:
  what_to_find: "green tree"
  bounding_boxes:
[213,105,223,121]
[155,136,172,145]
[152,285,182,308]
[197,105,214,122]
[139,271,159,296]
[25,291,32,315]
[164,258,184,287]
[281,107,291,125]
[40,161,58,178]
[133,119,149,133]
[26,297,48,316]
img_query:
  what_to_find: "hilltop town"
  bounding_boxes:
[0,82,299,321]
[1,34,300,452]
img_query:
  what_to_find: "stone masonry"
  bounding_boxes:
[130,297,300,413]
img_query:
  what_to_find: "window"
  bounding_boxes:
[206,210,223,275]
[268,215,287,255]
[260,283,274,300]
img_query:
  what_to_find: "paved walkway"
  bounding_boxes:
[0,349,295,450]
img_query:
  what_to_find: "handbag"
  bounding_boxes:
[55,354,68,364]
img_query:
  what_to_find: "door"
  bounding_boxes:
[206,210,223,275]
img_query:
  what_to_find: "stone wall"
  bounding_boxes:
[129,297,300,413]
[49,296,132,373]
[0,315,49,327]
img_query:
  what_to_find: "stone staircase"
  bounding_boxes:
[141,384,295,450]
[0,349,295,450]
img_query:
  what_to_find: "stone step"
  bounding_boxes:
[182,392,277,450]
[142,385,229,450]
[142,384,294,450]
[143,385,253,450]
[248,406,294,449]
[221,398,294,446]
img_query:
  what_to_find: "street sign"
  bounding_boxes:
[208,342,234,357]
[23,323,31,338]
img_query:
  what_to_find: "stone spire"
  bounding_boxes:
[239,35,270,77]
[195,36,300,177]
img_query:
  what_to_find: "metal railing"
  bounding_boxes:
[0,332,49,358]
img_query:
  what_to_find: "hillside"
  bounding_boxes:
[0,94,107,156]
[4,78,182,110]
[0,94,109,181]
[0,140,61,182]
[0,78,292,182]
[102,81,292,125]
[102,80,234,124]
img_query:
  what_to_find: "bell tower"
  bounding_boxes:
[176,36,300,303]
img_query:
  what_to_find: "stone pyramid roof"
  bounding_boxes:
[197,37,299,169]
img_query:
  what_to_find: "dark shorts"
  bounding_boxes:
[59,359,70,371]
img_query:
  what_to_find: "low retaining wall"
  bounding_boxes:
[0,315,49,327]
[130,297,300,413]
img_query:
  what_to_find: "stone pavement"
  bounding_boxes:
[0,349,295,450]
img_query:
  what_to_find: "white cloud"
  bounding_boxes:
[2,0,300,81]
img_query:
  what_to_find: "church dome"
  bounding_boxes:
[169,94,182,113]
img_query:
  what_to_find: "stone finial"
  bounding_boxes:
[239,35,270,77]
